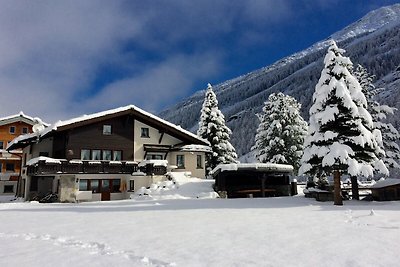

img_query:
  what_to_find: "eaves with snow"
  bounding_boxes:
[7,105,209,150]
[212,163,294,175]
[370,178,400,189]
[0,111,48,127]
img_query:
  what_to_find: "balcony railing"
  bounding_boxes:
[27,160,139,175]
[27,160,167,176]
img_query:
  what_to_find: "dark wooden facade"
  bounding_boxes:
[53,115,135,161]
[371,184,400,201]
[213,169,292,198]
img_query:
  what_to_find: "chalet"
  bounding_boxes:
[370,178,400,201]
[7,105,210,202]
[212,163,294,198]
[0,112,45,197]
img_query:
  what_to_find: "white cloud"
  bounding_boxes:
[81,52,223,114]
[0,0,293,123]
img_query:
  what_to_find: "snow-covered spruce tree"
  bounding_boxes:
[197,83,238,174]
[353,64,400,170]
[252,92,307,174]
[299,40,388,205]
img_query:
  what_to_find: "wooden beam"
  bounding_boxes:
[334,170,343,205]
[261,173,266,197]
[158,132,165,144]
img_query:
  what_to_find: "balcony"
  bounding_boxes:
[26,159,167,176]
[27,160,139,175]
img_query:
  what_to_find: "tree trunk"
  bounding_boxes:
[333,170,343,206]
[351,176,359,200]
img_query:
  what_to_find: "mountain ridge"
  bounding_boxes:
[159,4,400,159]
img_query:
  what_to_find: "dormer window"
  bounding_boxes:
[9,126,16,134]
[141,127,149,138]
[103,125,112,135]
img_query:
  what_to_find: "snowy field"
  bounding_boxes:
[0,178,399,267]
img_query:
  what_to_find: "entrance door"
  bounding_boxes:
[101,179,110,201]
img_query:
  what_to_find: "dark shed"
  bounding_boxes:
[370,179,400,201]
[212,163,293,198]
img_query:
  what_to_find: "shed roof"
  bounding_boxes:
[212,163,293,176]
[370,178,400,189]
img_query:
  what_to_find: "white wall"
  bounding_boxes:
[168,151,206,179]
[29,138,53,159]
[133,120,181,161]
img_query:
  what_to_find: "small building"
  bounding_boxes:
[370,178,400,201]
[0,112,46,197]
[212,163,294,198]
[7,105,210,202]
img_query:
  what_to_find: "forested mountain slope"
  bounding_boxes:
[159,4,400,159]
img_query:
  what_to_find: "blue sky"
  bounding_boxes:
[0,0,398,123]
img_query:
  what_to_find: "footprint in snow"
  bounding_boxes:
[0,232,175,266]
[344,209,399,229]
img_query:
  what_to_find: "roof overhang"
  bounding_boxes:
[7,105,209,151]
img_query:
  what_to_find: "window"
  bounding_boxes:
[91,150,101,160]
[0,141,3,149]
[176,155,185,168]
[102,179,110,192]
[79,179,89,191]
[103,150,112,161]
[113,150,122,161]
[6,163,15,172]
[111,179,121,193]
[9,126,16,134]
[3,185,14,193]
[39,152,49,157]
[103,125,112,135]
[146,154,163,160]
[81,149,90,160]
[129,180,135,192]
[91,180,99,193]
[197,155,203,169]
[141,127,149,138]
[22,127,28,134]
[0,163,2,171]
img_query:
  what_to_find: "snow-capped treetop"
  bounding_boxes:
[252,92,307,174]
[198,83,237,173]
[300,40,388,178]
[353,64,400,170]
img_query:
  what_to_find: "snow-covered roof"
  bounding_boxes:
[26,157,64,166]
[0,111,48,127]
[179,144,212,152]
[7,105,208,150]
[370,178,400,189]
[138,160,168,167]
[212,163,294,175]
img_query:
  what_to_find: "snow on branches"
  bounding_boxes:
[300,40,388,178]
[198,83,238,173]
[252,92,307,173]
[353,64,400,170]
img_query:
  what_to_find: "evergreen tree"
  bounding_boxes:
[252,92,307,174]
[299,40,388,205]
[198,83,238,173]
[353,64,400,170]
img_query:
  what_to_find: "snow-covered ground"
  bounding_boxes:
[0,176,399,267]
